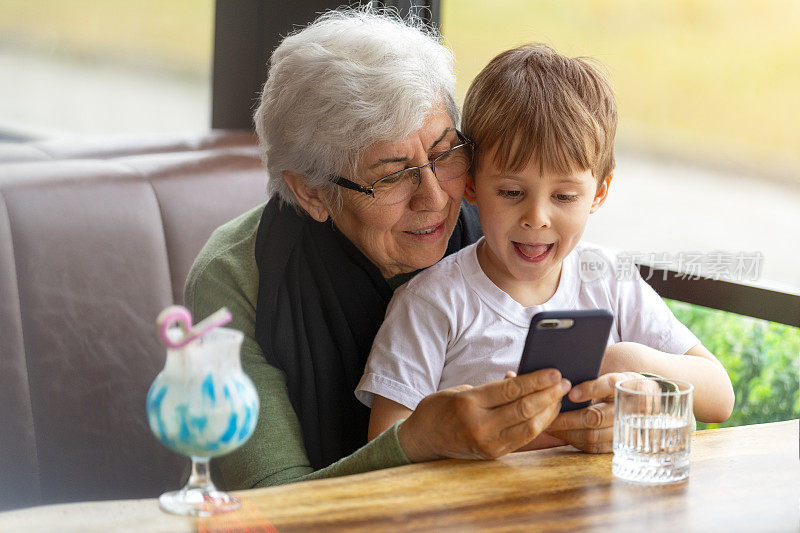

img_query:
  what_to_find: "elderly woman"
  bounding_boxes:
[186,9,584,489]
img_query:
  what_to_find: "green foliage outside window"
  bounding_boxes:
[666,300,799,429]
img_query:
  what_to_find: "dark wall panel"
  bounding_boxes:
[211,0,441,130]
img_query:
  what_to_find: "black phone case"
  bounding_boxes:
[518,309,614,412]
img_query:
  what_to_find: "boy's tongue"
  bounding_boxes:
[516,242,550,259]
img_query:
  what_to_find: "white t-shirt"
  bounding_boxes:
[355,239,699,410]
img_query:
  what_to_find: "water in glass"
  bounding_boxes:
[612,378,693,484]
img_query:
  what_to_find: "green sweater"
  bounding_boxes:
[184,204,410,489]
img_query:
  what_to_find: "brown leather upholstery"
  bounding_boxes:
[0,132,267,511]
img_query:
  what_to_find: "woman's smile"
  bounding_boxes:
[403,218,447,240]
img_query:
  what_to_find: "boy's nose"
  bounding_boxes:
[521,202,550,229]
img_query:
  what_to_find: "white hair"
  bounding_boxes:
[253,6,458,209]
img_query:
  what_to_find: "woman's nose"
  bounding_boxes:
[521,200,550,229]
[409,167,449,211]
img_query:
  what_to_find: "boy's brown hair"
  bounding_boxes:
[462,44,617,184]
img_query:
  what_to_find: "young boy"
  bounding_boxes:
[355,44,733,449]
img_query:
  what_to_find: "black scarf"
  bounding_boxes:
[253,198,482,470]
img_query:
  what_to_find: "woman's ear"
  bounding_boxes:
[282,170,331,222]
[590,173,613,213]
[464,172,478,205]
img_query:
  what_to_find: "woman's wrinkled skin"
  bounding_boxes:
[285,107,465,278]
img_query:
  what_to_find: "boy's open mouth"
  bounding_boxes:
[512,242,554,263]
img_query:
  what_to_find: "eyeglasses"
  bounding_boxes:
[331,130,473,206]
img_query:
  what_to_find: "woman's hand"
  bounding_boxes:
[545,372,641,453]
[397,369,571,462]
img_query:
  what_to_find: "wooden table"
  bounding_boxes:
[1,420,797,532]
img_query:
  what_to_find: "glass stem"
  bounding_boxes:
[186,456,214,492]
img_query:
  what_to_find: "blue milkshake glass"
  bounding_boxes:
[146,325,258,516]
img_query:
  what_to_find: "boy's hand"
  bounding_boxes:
[546,372,640,453]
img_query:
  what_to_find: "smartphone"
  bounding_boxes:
[518,309,614,412]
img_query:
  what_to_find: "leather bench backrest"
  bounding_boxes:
[0,135,267,511]
[0,130,257,164]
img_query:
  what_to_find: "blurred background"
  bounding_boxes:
[0,0,796,426]
[0,0,214,137]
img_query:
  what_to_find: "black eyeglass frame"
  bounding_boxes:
[330,130,473,199]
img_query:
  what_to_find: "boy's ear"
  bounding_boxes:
[283,170,331,222]
[464,172,478,205]
[590,173,613,213]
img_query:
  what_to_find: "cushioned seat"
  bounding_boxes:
[0,132,266,511]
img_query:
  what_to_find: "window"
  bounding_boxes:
[441,0,800,289]
[667,301,799,429]
[0,0,214,139]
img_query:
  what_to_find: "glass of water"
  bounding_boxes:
[612,377,693,484]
